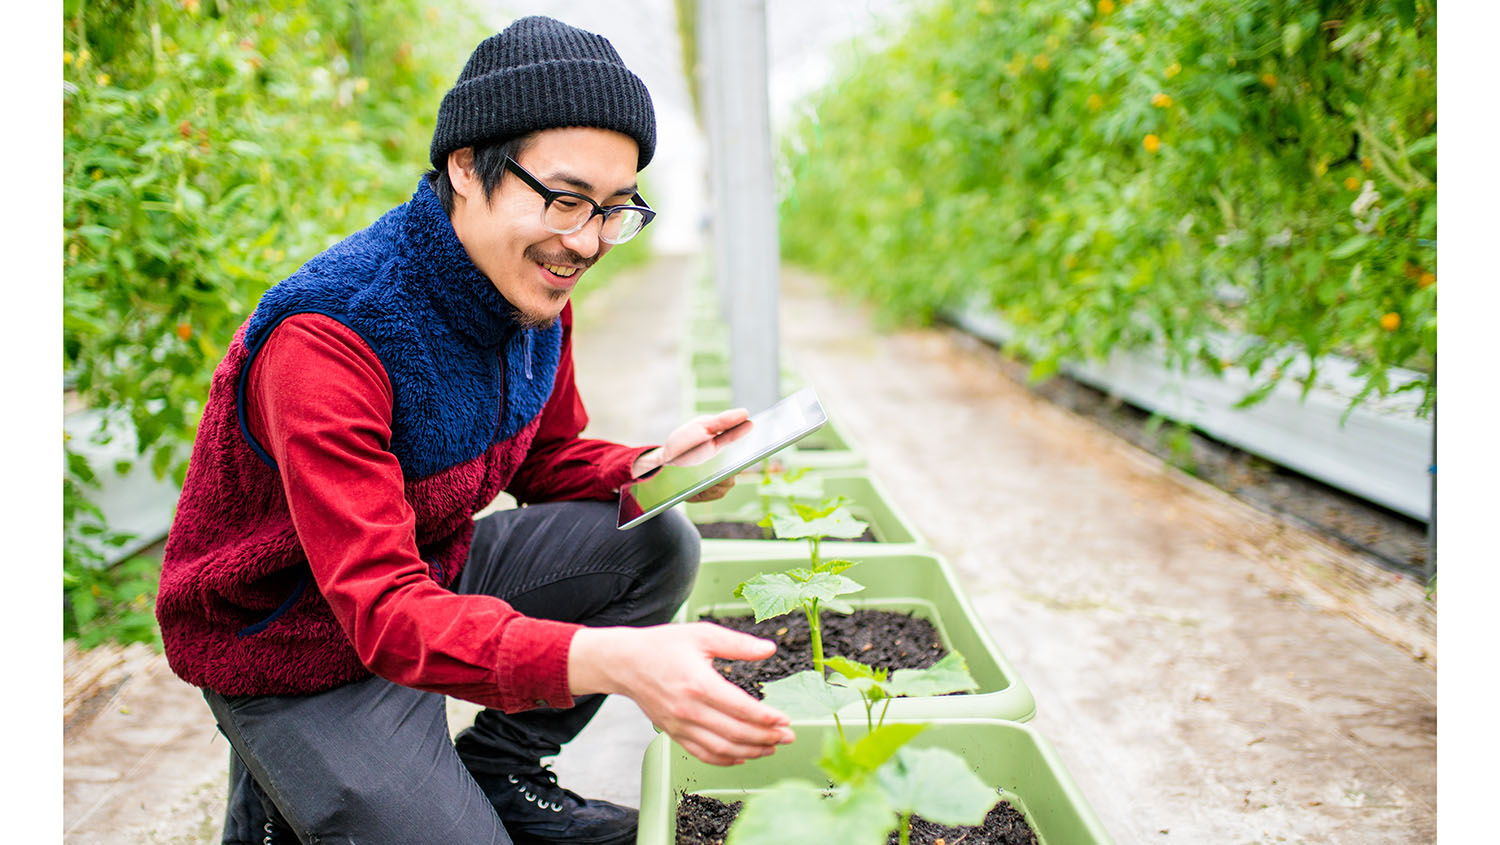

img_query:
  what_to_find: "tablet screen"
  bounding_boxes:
[617,387,827,529]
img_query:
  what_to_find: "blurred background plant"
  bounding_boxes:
[780,0,1434,416]
[62,0,484,647]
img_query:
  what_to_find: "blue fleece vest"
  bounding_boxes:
[238,178,563,479]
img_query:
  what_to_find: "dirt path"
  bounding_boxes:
[776,267,1435,843]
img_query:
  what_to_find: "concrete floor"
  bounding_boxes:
[62,254,1435,843]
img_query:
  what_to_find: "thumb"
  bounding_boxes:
[706,407,749,433]
[694,622,778,662]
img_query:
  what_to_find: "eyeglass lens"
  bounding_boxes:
[543,199,646,245]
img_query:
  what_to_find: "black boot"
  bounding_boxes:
[473,764,637,845]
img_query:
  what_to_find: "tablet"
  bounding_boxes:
[617,387,827,529]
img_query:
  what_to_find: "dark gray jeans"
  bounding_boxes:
[203,501,700,844]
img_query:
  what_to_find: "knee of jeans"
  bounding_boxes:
[633,508,701,618]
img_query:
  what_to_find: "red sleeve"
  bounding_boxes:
[507,302,657,504]
[246,313,580,712]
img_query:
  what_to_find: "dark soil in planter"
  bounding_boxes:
[704,610,946,699]
[674,792,741,844]
[674,790,1038,845]
[696,521,878,542]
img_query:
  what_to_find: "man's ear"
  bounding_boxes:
[446,147,476,200]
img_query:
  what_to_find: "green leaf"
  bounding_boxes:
[886,652,980,698]
[1393,0,1417,27]
[759,471,826,502]
[847,724,927,776]
[822,559,858,575]
[726,780,893,845]
[876,746,998,826]
[825,655,884,682]
[760,670,864,719]
[733,572,864,622]
[1281,22,1305,57]
[770,508,869,541]
[1329,235,1372,260]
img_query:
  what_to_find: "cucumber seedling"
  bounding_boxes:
[733,495,869,674]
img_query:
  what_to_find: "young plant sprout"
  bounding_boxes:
[728,654,993,845]
[761,653,979,738]
[754,465,823,539]
[733,496,869,673]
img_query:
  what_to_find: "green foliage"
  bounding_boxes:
[65,554,164,650]
[780,0,1436,418]
[736,494,870,671]
[734,568,863,622]
[725,720,995,845]
[766,501,869,543]
[726,777,894,845]
[764,653,978,731]
[63,0,481,647]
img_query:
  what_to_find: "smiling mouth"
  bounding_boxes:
[540,263,578,278]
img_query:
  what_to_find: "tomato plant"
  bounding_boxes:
[62,0,481,646]
[780,0,1435,417]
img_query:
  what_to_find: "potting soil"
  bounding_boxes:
[673,791,1038,845]
[695,522,878,542]
[704,610,946,699]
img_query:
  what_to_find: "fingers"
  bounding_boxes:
[685,476,736,503]
[691,622,779,663]
[666,677,796,765]
[702,407,749,433]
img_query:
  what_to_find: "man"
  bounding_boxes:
[155,16,794,844]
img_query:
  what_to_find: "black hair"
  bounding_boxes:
[425,133,536,217]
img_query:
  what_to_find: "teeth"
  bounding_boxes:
[542,263,577,278]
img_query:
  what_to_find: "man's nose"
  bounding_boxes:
[559,215,604,260]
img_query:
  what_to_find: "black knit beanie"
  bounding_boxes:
[429,16,657,172]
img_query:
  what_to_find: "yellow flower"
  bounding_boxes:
[1261,72,1278,88]
[1033,54,1051,70]
[95,73,111,86]
[1143,134,1161,153]
[1361,157,1372,172]
[1165,61,1181,79]
[1098,0,1115,13]
[1379,312,1401,332]
[1343,176,1360,191]
[1151,92,1173,108]
[354,77,370,94]
[78,49,91,63]
[1086,93,1105,111]
[1418,272,1436,289]
[64,50,74,65]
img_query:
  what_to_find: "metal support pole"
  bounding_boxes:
[698,0,781,414]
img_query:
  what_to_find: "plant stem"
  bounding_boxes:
[809,535,822,570]
[805,599,826,674]
[899,811,913,845]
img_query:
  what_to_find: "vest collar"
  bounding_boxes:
[399,177,522,350]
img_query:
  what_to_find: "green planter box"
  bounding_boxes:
[674,551,1036,722]
[688,470,925,558]
[638,719,1111,844]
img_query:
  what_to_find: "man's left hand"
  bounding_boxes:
[630,408,751,503]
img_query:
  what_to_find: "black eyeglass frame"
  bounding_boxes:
[502,156,656,244]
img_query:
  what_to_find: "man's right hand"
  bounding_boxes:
[567,622,795,766]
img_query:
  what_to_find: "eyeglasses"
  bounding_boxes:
[503,156,655,245]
